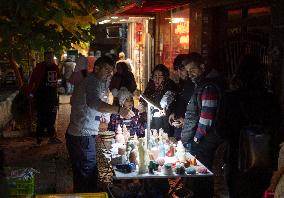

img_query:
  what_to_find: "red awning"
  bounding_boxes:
[116,0,191,16]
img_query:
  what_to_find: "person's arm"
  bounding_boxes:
[86,77,134,118]
[194,85,219,142]
[97,101,120,114]
[26,64,43,96]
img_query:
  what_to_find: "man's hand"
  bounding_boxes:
[168,113,175,125]
[119,106,135,119]
[159,109,166,116]
[194,137,199,144]
[172,117,184,128]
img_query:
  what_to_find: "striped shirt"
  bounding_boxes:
[195,85,219,140]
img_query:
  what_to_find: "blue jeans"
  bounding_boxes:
[66,82,74,94]
[66,133,98,193]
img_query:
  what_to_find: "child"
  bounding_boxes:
[108,87,145,137]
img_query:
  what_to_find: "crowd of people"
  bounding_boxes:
[25,49,284,198]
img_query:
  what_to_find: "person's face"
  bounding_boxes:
[96,64,113,80]
[185,62,205,79]
[44,53,54,64]
[178,67,188,80]
[123,97,134,109]
[153,70,164,87]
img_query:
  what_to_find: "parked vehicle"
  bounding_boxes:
[0,61,17,86]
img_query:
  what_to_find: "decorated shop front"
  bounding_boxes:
[155,5,190,79]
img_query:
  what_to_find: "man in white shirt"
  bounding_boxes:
[66,56,135,193]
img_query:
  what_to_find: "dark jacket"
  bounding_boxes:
[141,78,177,135]
[141,78,177,108]
[181,69,224,143]
[216,88,281,198]
[217,89,280,169]
[170,78,194,118]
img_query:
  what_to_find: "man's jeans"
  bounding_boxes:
[66,82,74,94]
[66,133,98,193]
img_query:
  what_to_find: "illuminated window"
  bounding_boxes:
[156,5,190,70]
[248,7,271,17]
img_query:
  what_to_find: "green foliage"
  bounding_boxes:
[0,0,131,59]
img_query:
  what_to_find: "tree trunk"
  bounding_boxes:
[9,57,24,89]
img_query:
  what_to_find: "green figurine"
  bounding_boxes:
[148,160,159,174]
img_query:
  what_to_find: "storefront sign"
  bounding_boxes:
[174,21,189,44]
[174,21,189,35]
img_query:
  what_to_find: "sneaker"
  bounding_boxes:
[48,137,62,144]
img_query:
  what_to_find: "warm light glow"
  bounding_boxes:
[174,21,189,35]
[171,18,185,23]
[179,35,189,44]
[98,19,111,24]
[111,16,118,19]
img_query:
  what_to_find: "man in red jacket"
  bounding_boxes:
[27,51,61,145]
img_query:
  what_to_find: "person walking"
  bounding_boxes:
[27,51,61,145]
[66,56,135,193]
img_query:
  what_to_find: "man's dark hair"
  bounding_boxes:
[152,64,169,79]
[187,52,204,66]
[93,55,115,70]
[44,51,53,56]
[173,54,188,70]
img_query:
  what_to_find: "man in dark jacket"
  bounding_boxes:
[181,52,224,198]
[168,54,194,140]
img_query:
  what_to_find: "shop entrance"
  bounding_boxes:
[209,4,273,89]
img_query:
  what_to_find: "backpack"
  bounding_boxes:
[238,102,272,172]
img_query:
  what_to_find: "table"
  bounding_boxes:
[112,153,213,197]
[113,153,213,180]
[96,137,214,197]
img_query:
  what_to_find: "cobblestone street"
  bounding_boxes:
[1,95,73,194]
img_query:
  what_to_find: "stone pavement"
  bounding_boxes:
[0,95,73,195]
